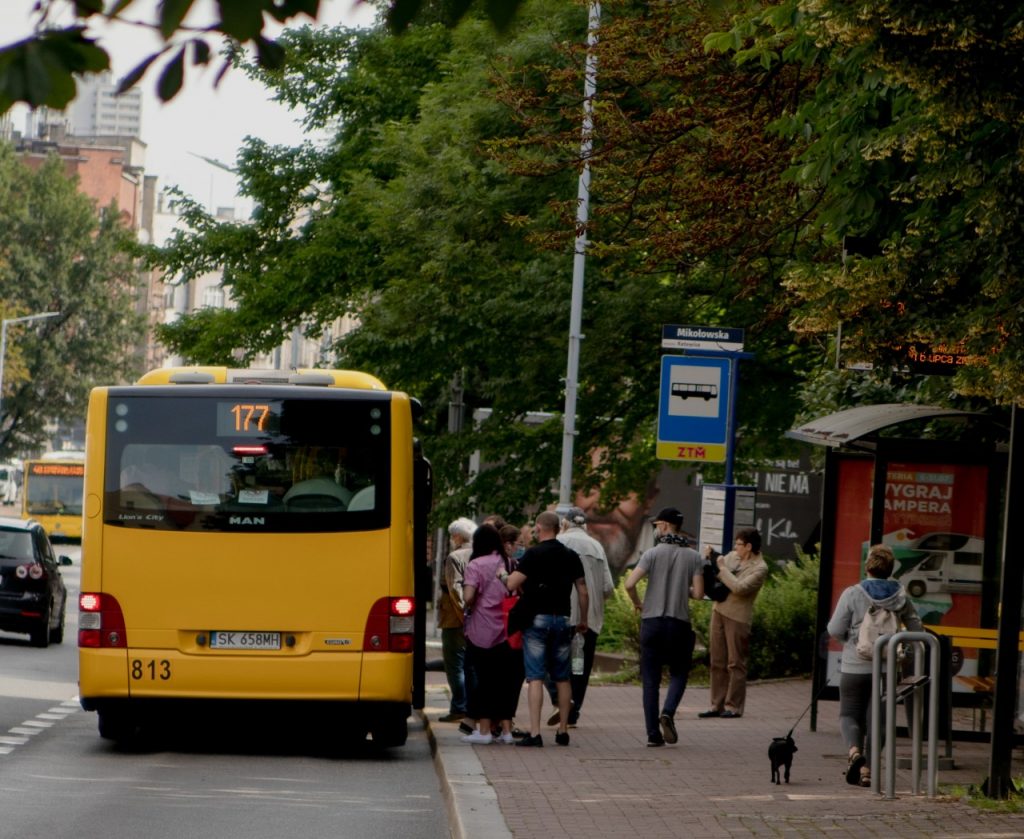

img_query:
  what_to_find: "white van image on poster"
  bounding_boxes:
[897,532,984,598]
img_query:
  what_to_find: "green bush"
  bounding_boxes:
[596,552,820,682]
[596,582,642,653]
[745,553,819,680]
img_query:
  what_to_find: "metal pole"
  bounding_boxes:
[557,2,600,512]
[989,402,1024,797]
[870,635,883,794]
[911,642,922,795]
[724,357,740,485]
[884,636,898,799]
[0,320,9,428]
[872,631,940,798]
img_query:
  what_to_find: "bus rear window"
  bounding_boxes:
[103,393,391,532]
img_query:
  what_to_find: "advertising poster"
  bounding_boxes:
[826,457,990,694]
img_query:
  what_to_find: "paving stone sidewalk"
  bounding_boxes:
[424,675,1024,838]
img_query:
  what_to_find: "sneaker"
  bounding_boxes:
[719,710,741,718]
[659,713,678,745]
[546,709,561,726]
[647,736,665,747]
[458,721,474,736]
[697,709,721,718]
[516,734,544,747]
[438,712,465,723]
[555,731,570,747]
[497,732,515,745]
[460,731,493,745]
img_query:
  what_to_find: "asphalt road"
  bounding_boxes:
[0,540,449,839]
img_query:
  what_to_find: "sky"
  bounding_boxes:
[6,0,378,218]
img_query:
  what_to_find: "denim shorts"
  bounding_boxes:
[522,614,572,682]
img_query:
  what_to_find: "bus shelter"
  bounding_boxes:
[787,405,1015,761]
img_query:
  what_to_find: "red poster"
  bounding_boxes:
[826,457,990,693]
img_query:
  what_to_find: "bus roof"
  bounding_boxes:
[38,451,86,461]
[136,367,387,390]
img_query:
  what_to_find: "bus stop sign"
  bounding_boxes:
[656,355,730,462]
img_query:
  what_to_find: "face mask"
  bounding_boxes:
[513,546,525,560]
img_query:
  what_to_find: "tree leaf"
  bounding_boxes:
[217,0,265,42]
[156,46,186,101]
[190,38,211,65]
[117,51,162,93]
[72,0,105,16]
[385,0,423,33]
[253,36,285,70]
[268,0,320,24]
[483,0,525,31]
[159,0,195,40]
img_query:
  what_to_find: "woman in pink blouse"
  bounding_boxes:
[461,524,516,744]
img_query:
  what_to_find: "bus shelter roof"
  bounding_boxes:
[785,403,989,449]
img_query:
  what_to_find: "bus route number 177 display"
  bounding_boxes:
[216,402,279,437]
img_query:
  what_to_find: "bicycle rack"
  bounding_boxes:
[870,631,940,798]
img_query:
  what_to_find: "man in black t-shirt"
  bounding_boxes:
[504,510,588,747]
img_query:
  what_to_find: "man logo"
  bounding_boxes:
[229,516,265,526]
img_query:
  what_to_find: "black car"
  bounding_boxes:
[0,516,71,647]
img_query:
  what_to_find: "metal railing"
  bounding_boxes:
[870,631,940,798]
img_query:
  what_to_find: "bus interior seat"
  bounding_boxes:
[283,477,351,512]
[346,486,375,511]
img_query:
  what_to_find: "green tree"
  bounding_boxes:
[0,142,145,457]
[150,5,584,523]
[149,1,827,525]
[491,0,828,485]
[0,0,525,113]
[709,0,1024,407]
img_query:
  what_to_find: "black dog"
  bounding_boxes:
[768,735,797,784]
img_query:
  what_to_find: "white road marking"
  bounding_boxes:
[1,699,79,759]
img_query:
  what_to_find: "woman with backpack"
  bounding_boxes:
[827,544,922,787]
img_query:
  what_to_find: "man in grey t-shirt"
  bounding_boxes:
[625,506,705,747]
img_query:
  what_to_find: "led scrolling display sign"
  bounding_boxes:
[28,462,84,477]
[215,402,280,437]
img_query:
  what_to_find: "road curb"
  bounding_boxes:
[421,686,512,839]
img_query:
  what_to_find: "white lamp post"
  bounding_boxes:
[557,3,601,513]
[0,311,61,434]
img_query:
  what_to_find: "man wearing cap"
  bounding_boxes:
[542,506,615,728]
[624,506,705,747]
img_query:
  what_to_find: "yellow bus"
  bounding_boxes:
[22,453,85,540]
[78,367,431,746]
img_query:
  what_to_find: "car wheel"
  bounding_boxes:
[49,604,66,645]
[908,581,926,598]
[30,607,51,648]
[370,711,408,748]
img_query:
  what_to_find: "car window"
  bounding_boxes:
[0,528,33,559]
[917,533,968,551]
[35,531,55,564]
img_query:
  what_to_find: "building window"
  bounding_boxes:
[201,286,225,309]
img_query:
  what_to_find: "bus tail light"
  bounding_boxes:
[79,592,128,648]
[363,596,415,652]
